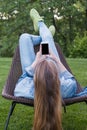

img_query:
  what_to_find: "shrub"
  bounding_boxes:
[69,32,87,58]
[0,36,18,57]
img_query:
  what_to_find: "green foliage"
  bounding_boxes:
[0,0,87,57]
[0,0,40,57]
[0,35,18,57]
[69,32,87,58]
[40,0,87,56]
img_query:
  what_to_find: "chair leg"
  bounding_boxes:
[63,105,66,113]
[85,100,87,104]
[62,99,67,113]
[4,101,16,130]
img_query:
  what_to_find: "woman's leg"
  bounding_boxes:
[19,33,41,73]
[38,22,60,59]
[30,9,59,59]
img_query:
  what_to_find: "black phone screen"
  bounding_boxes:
[42,43,49,55]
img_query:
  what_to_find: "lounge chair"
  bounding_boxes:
[2,43,87,130]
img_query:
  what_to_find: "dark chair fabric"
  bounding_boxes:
[2,43,87,130]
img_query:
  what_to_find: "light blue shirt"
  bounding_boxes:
[14,64,77,99]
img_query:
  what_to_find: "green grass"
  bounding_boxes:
[0,58,87,130]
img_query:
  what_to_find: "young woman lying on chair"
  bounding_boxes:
[14,9,78,130]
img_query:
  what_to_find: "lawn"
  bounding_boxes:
[0,58,87,130]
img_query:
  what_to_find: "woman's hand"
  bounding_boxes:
[49,49,60,63]
[31,45,46,68]
[32,46,61,69]
[49,49,67,73]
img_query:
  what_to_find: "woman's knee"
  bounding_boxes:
[19,33,32,48]
[19,33,30,41]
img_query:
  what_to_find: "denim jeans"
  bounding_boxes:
[19,22,60,73]
[14,22,77,99]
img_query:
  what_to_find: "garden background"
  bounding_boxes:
[0,0,87,130]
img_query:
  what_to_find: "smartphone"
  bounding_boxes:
[41,42,49,55]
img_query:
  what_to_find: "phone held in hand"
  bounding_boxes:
[41,42,49,55]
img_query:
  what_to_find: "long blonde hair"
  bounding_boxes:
[33,59,62,130]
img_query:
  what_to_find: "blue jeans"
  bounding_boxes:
[19,22,60,73]
[17,22,77,99]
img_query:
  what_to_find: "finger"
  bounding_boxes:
[39,44,42,53]
[49,49,55,56]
